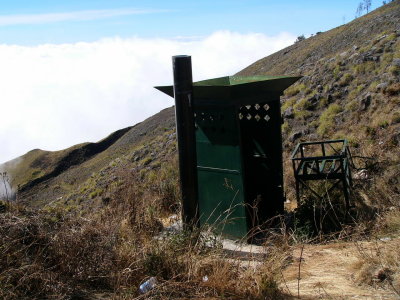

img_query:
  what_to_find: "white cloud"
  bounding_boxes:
[0,31,295,163]
[0,8,169,26]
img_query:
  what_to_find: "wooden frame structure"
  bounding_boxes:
[291,139,353,210]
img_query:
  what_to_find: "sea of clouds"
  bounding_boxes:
[0,30,295,163]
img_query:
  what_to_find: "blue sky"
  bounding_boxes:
[0,0,381,45]
[0,1,384,164]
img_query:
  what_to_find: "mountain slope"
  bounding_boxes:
[1,3,399,299]
[12,107,176,207]
[2,1,399,210]
[239,1,400,206]
[239,0,400,77]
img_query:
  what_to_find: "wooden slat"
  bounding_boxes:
[310,160,317,173]
[330,159,337,172]
[319,159,327,173]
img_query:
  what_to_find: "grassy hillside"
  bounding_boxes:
[239,0,400,77]
[0,2,399,299]
[1,145,87,191]
[2,1,397,210]
[10,107,176,209]
[239,0,400,209]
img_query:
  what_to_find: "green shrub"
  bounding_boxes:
[382,52,394,64]
[317,97,328,109]
[359,45,370,54]
[309,120,319,128]
[345,100,358,111]
[284,83,307,97]
[304,87,313,95]
[282,122,290,134]
[89,188,103,199]
[294,110,312,120]
[368,81,380,91]
[378,120,389,128]
[142,157,153,166]
[317,104,342,136]
[387,33,398,41]
[388,65,400,76]
[364,126,376,137]
[281,97,296,111]
[349,84,365,99]
[339,73,353,86]
[353,62,376,74]
[326,103,342,114]
[394,40,400,53]
[294,98,313,111]
[333,65,341,79]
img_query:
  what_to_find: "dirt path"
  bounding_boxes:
[280,241,398,299]
[93,237,399,299]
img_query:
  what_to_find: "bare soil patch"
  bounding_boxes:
[281,240,399,299]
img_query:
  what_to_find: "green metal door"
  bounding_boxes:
[195,105,248,238]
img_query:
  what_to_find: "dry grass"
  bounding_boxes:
[0,161,293,300]
[316,104,343,137]
[353,236,400,296]
[1,130,398,299]
[0,5,398,299]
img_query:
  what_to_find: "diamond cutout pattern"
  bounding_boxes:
[238,103,271,122]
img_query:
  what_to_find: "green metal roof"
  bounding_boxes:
[155,75,301,105]
[194,75,294,86]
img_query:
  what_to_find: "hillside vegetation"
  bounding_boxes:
[0,1,400,299]
[240,1,400,211]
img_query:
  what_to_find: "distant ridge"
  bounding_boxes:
[18,126,132,192]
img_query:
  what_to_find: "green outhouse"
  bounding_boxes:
[156,57,300,239]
